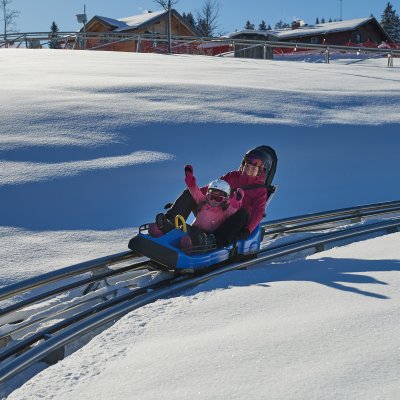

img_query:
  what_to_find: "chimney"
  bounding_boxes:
[291,20,301,30]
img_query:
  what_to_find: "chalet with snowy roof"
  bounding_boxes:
[229,17,393,59]
[82,9,198,52]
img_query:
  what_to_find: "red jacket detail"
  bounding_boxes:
[219,170,268,233]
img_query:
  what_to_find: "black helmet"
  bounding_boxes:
[242,148,273,173]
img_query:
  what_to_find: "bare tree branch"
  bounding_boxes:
[153,0,179,53]
[197,0,220,37]
[0,0,19,38]
[153,0,179,11]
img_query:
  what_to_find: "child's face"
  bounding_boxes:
[243,162,260,177]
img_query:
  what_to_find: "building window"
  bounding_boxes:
[310,37,319,44]
[352,33,362,43]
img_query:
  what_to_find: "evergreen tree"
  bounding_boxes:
[182,11,196,28]
[245,20,255,30]
[321,17,326,23]
[258,20,267,30]
[315,17,320,24]
[49,21,61,49]
[267,24,272,30]
[275,20,290,29]
[329,17,332,22]
[381,2,400,42]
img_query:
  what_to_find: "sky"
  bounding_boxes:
[0,46,400,397]
[10,0,397,34]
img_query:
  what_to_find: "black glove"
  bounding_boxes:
[236,228,250,240]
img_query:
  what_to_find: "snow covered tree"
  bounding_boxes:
[258,20,267,30]
[0,0,19,42]
[380,2,400,42]
[245,20,255,30]
[49,21,61,49]
[321,17,326,23]
[315,17,320,24]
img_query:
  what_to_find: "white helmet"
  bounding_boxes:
[207,179,231,197]
[206,179,231,207]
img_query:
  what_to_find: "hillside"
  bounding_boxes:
[0,49,399,398]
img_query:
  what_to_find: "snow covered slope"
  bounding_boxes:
[0,49,399,398]
[7,233,400,400]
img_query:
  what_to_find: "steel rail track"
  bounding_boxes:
[1,201,399,349]
[2,200,400,308]
[0,251,141,302]
[0,260,149,319]
[263,205,400,237]
[0,216,399,384]
[263,200,400,232]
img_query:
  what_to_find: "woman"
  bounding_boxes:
[150,145,276,248]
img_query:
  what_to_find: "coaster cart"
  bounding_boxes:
[128,146,277,274]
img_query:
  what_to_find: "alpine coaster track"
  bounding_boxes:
[1,200,400,386]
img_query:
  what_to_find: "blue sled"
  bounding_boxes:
[128,225,263,273]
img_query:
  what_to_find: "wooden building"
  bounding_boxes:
[82,9,198,52]
[229,17,394,59]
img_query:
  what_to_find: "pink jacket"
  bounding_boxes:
[188,183,242,233]
[219,170,268,233]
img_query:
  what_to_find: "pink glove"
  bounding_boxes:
[184,164,196,187]
[230,188,244,209]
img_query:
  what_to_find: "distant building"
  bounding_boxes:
[229,17,394,59]
[82,9,199,52]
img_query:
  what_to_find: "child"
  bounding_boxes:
[149,165,244,251]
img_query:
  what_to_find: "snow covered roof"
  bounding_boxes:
[91,10,166,32]
[229,17,377,40]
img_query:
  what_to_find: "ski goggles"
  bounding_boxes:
[206,192,227,205]
[244,156,263,168]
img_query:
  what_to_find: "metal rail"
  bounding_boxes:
[0,199,399,339]
[0,260,149,319]
[2,200,399,306]
[1,31,399,57]
[0,250,139,302]
[264,200,400,230]
[0,216,399,383]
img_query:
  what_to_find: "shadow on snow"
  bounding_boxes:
[186,257,400,299]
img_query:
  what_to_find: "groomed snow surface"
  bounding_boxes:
[1,49,400,399]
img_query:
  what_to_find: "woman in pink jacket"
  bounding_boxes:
[150,146,276,249]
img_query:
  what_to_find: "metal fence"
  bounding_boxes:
[1,31,399,66]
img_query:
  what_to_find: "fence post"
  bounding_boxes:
[388,52,393,68]
[324,47,330,64]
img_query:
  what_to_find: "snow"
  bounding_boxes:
[94,11,166,32]
[6,234,400,400]
[0,48,399,398]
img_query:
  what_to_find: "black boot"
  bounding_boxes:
[189,227,217,252]
[156,213,174,234]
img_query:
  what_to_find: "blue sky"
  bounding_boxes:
[12,0,395,34]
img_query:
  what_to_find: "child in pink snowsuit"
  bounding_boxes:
[180,165,244,250]
[149,165,244,250]
[184,165,244,233]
